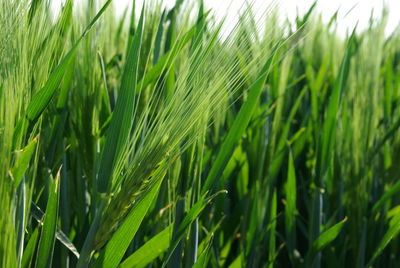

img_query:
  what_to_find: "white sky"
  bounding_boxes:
[51,0,400,35]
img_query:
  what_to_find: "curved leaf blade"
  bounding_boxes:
[35,169,61,268]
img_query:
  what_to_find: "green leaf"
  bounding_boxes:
[136,24,197,92]
[317,31,356,181]
[97,5,145,193]
[12,118,29,153]
[368,213,400,265]
[136,10,210,93]
[268,190,277,268]
[163,191,227,267]
[369,116,400,161]
[284,152,297,258]
[30,202,79,258]
[28,0,44,22]
[25,0,112,123]
[22,228,39,268]
[308,217,347,260]
[192,233,213,268]
[35,169,61,268]
[372,180,400,213]
[268,85,306,181]
[11,136,38,187]
[120,225,173,268]
[153,10,166,64]
[228,253,244,268]
[16,180,27,266]
[201,43,280,194]
[94,178,163,268]
[190,0,205,53]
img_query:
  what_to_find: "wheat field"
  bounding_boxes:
[1,0,400,267]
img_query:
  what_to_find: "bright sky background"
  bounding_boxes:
[52,0,400,35]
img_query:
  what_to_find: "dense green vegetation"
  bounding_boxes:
[1,0,400,267]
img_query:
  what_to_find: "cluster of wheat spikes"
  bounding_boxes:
[1,0,400,267]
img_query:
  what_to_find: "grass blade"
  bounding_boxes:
[97,4,145,193]
[30,202,79,258]
[120,225,173,268]
[163,191,227,267]
[192,234,212,268]
[201,44,280,194]
[317,31,356,182]
[11,136,38,188]
[25,0,112,123]
[35,169,61,268]
[284,151,297,261]
[21,228,39,268]
[368,213,400,265]
[372,180,400,213]
[94,178,163,267]
[308,217,347,261]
